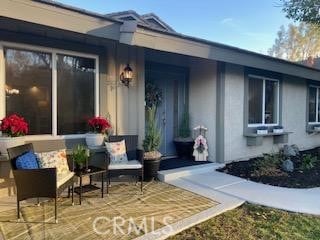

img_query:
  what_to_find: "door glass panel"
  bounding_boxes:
[5,48,52,134]
[248,77,263,124]
[265,80,278,124]
[57,54,95,135]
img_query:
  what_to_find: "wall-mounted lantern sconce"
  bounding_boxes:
[120,64,133,87]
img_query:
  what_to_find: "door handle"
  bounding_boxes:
[162,118,166,125]
[162,112,166,125]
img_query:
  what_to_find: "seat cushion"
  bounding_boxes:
[57,171,74,188]
[105,140,128,164]
[36,149,70,175]
[108,160,142,170]
[16,151,39,169]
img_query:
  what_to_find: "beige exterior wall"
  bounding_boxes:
[189,59,217,161]
[224,63,320,163]
[282,75,320,149]
[104,43,145,146]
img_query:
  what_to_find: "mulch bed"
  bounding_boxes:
[218,148,320,188]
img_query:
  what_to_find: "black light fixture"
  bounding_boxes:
[120,64,133,87]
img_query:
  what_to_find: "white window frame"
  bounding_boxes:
[0,41,100,140]
[308,85,320,125]
[248,74,280,127]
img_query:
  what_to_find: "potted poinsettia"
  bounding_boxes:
[85,116,111,148]
[0,114,28,156]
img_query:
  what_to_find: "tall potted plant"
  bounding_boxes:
[85,116,111,148]
[174,108,194,159]
[143,106,162,181]
[143,81,163,180]
[0,114,28,156]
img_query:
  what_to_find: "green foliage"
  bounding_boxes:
[253,152,283,176]
[300,154,318,170]
[145,82,162,108]
[178,107,191,138]
[281,0,320,25]
[72,145,90,165]
[143,106,162,152]
[268,23,320,61]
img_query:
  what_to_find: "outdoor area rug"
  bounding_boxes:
[0,181,218,240]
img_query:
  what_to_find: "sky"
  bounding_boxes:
[57,0,293,54]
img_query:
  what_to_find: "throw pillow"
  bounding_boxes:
[105,140,128,164]
[16,151,39,169]
[36,149,70,175]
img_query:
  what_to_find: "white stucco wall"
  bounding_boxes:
[189,59,217,161]
[224,63,320,163]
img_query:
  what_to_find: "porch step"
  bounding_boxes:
[158,163,225,182]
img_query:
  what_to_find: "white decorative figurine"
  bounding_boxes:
[193,126,209,161]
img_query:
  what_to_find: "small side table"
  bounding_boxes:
[74,166,106,205]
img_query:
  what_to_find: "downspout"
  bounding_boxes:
[114,20,137,135]
[115,42,118,135]
[216,62,226,163]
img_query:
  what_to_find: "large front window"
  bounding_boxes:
[308,86,320,123]
[57,54,95,135]
[248,75,279,126]
[3,45,98,136]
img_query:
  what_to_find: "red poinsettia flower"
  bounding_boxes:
[0,114,29,137]
[87,116,111,134]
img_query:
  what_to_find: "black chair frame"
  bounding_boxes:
[105,135,144,193]
[7,143,74,223]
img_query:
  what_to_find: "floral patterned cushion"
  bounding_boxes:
[36,149,70,175]
[105,140,128,164]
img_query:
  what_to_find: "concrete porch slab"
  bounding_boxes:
[157,163,224,182]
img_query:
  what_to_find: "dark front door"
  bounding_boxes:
[145,62,189,157]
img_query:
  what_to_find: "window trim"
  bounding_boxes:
[247,74,280,127]
[0,41,100,139]
[308,85,320,125]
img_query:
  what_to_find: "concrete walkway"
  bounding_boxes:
[166,170,320,215]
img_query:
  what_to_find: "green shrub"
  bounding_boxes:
[300,154,318,170]
[143,106,162,152]
[253,152,283,176]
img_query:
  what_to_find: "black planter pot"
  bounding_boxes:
[174,140,194,159]
[144,158,161,181]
